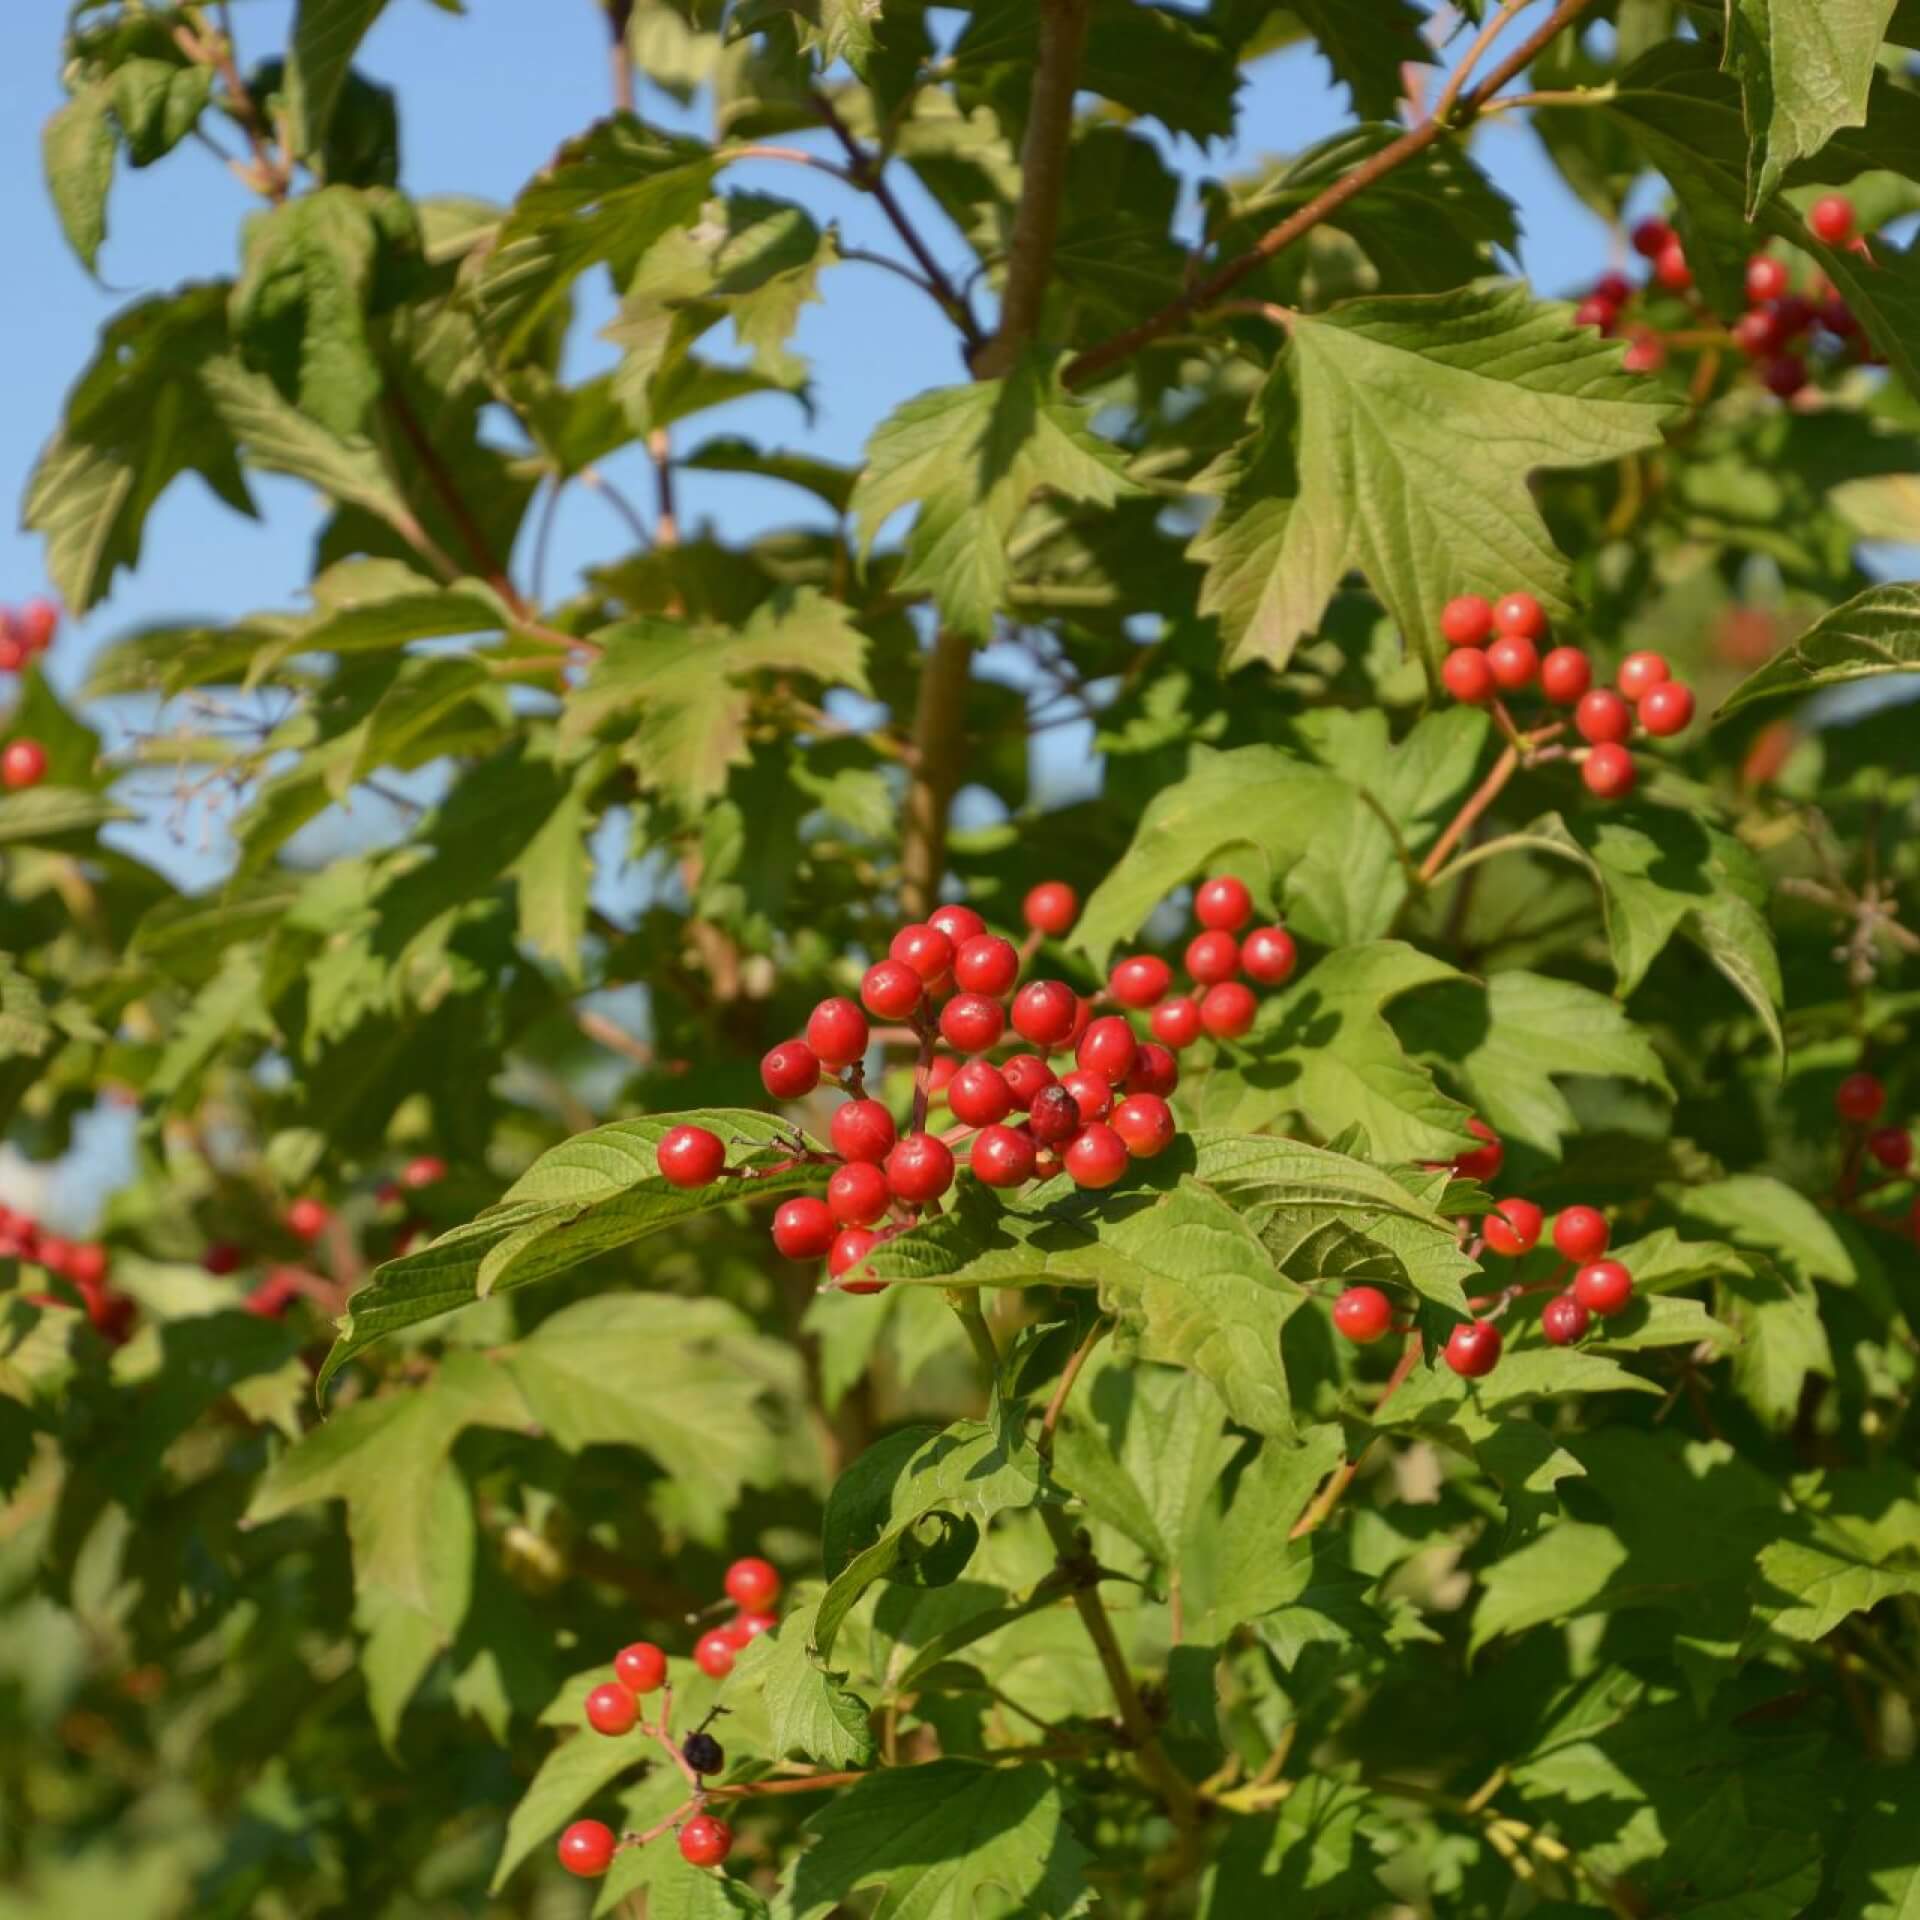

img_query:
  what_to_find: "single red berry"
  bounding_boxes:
[1574,688,1632,745]
[1065,1122,1130,1189]
[1582,743,1637,799]
[1638,681,1694,737]
[1631,217,1674,259]
[1653,240,1691,291]
[37,1236,73,1276]
[1553,1205,1610,1262]
[1574,294,1619,334]
[928,1054,959,1094]
[1483,1198,1543,1258]
[1240,926,1296,986]
[1573,1258,1634,1317]
[1150,996,1202,1049]
[1012,980,1079,1048]
[1333,1285,1394,1344]
[1126,1041,1179,1099]
[1760,353,1808,399]
[614,1642,668,1694]
[1076,1015,1138,1083]
[761,1039,821,1100]
[403,1155,446,1190]
[890,922,956,984]
[1200,981,1258,1040]
[17,599,58,654]
[1451,1118,1504,1184]
[0,633,21,673]
[286,1197,330,1242]
[948,1059,1013,1128]
[972,1123,1037,1188]
[694,1631,737,1680]
[1493,592,1548,641]
[1194,875,1253,932]
[584,1682,639,1736]
[805,997,869,1068]
[1539,646,1592,705]
[679,1815,734,1869]
[1186,930,1240,985]
[1109,954,1172,1009]
[861,959,923,1021]
[1023,882,1079,937]
[1836,1072,1886,1125]
[558,1820,617,1878]
[1820,297,1859,338]
[64,1242,108,1287]
[830,1098,897,1164]
[1444,1319,1504,1378]
[829,1226,885,1291]
[927,903,987,948]
[736,1610,777,1640]
[1809,193,1854,245]
[1001,1054,1056,1109]
[1733,306,1784,357]
[1,740,48,791]
[1746,254,1790,304]
[1868,1127,1912,1172]
[1615,650,1669,701]
[771,1196,836,1261]
[1059,1067,1115,1124]
[954,935,1019,997]
[828,1160,891,1226]
[1441,647,1496,705]
[1028,1083,1083,1147]
[1486,633,1539,691]
[940,992,1006,1054]
[1593,269,1634,305]
[204,1242,244,1276]
[1111,1093,1176,1158]
[1621,330,1666,374]
[724,1556,780,1610]
[886,1133,955,1205]
[1541,1294,1591,1347]
[1441,594,1494,647]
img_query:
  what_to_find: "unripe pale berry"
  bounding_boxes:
[828,1160,890,1226]
[890,922,955,983]
[1023,882,1078,936]
[829,1227,884,1291]
[954,935,1019,997]
[1186,931,1240,985]
[1483,1198,1543,1258]
[1442,594,1493,647]
[286,1197,331,1242]
[1200,981,1258,1039]
[761,1040,821,1100]
[1638,681,1694,736]
[1582,742,1637,799]
[1126,1041,1179,1098]
[1631,216,1674,259]
[1444,1319,1504,1378]
[1028,1083,1082,1146]
[886,1133,955,1204]
[1575,688,1632,745]
[1868,1127,1912,1172]
[1746,254,1789,303]
[806,997,868,1067]
[584,1682,638,1736]
[614,1642,668,1693]
[558,1820,617,1878]
[1553,1206,1610,1261]
[679,1815,733,1869]
[1493,592,1548,641]
[1615,650,1669,701]
[948,1059,1013,1128]
[1194,875,1253,932]
[1059,1068,1115,1124]
[940,992,1005,1053]
[1151,996,1202,1049]
[861,959,923,1020]
[1572,1258,1633,1317]
[1540,646,1592,705]
[831,1098,896,1164]
[1241,926,1296,985]
[1012,980,1079,1048]
[1809,194,1854,245]
[1333,1285,1393,1343]
[694,1630,737,1679]
[772,1197,836,1261]
[1441,647,1495,704]
[1076,1015,1138,1083]
[1111,1093,1176,1158]
[725,1556,781,1609]
[1452,1118,1504,1183]
[1,740,47,791]
[1065,1122,1130,1189]
[1001,1054,1056,1109]
[1109,954,1172,1008]
[1541,1294,1591,1346]
[972,1123,1037,1188]
[1835,1072,1885,1124]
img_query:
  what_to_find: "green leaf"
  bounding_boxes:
[0,787,128,848]
[44,84,116,271]
[1829,1771,1920,1920]
[1201,1425,1347,1633]
[851,353,1140,640]
[510,749,599,980]
[1191,283,1675,678]
[1718,1263,1835,1428]
[1285,0,1431,118]
[1715,581,1920,718]
[779,1761,1094,1920]
[288,0,390,156]
[248,579,508,685]
[724,1597,877,1769]
[1674,1176,1856,1288]
[108,56,213,167]
[0,961,52,1063]
[1757,1533,1920,1642]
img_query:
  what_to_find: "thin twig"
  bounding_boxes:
[1420,745,1519,885]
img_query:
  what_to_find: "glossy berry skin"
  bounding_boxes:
[886,1133,955,1205]
[1486,633,1539,691]
[828,1160,891,1226]
[1732,306,1784,357]
[1065,1122,1130,1190]
[694,1631,738,1679]
[940,993,1005,1054]
[65,1242,109,1287]
[286,1197,330,1242]
[1539,646,1592,705]
[1110,954,1173,1009]
[1653,240,1692,291]
[1809,194,1854,244]
[1444,1319,1504,1379]
[890,922,955,983]
[1012,980,1079,1048]
[1001,1054,1056,1109]
[861,959,924,1020]
[1614,651,1669,701]
[806,997,869,1068]
[1076,1016,1138,1083]
[558,1820,617,1878]
[1746,254,1790,303]
[1574,294,1618,334]
[830,1098,896,1165]
[972,1123,1038,1188]
[1483,1198,1543,1258]
[1553,1205,1610,1262]
[928,1054,959,1095]
[829,1227,884,1291]
[1452,1118,1504,1184]
[928,903,987,949]
[614,1642,668,1694]
[1,740,47,791]
[1151,996,1203,1049]
[1333,1285,1393,1344]
[1441,594,1493,647]
[1637,681,1694,737]
[1493,592,1548,641]
[954,935,1020,997]
[1023,882,1079,937]
[1835,1072,1886,1124]
[1541,1294,1591,1347]
[584,1682,639,1736]
[1194,875,1253,932]
[736,1611,777,1640]
[1059,1068,1115,1125]
[947,1059,1013,1128]
[679,1815,733,1869]
[725,1556,780,1609]
[761,1040,821,1100]
[1632,216,1675,258]
[1126,1041,1179,1099]
[1868,1127,1913,1172]
[1200,982,1258,1040]
[1572,1259,1634,1317]
[1028,1083,1083,1147]
[1186,931,1241,985]
[1574,688,1632,746]
[658,1124,726,1189]
[1240,926,1297,986]
[1582,743,1637,800]
[1441,647,1495,705]
[771,1197,836,1262]
[682,1731,725,1776]
[1112,1093,1176,1158]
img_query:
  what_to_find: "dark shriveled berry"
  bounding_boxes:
[682,1731,725,1775]
[1029,1083,1082,1147]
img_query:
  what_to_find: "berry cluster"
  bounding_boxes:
[5,1204,129,1342]
[1834,1073,1918,1243]
[1439,591,1696,800]
[0,597,57,674]
[557,1558,783,1880]
[653,879,1300,1291]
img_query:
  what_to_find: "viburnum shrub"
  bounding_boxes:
[6,0,1920,1913]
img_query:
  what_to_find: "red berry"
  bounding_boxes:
[725,1556,780,1609]
[1574,688,1632,745]
[927,904,987,948]
[1582,743,1637,799]
[1539,646,1592,705]
[829,1226,885,1290]
[927,1054,959,1095]
[1623,330,1667,373]
[954,935,1019,997]
[694,1630,737,1679]
[828,1159,890,1226]
[203,1242,244,1276]
[1109,954,1172,1009]
[806,997,869,1068]
[1638,681,1694,737]
[1493,592,1548,641]
[1615,650,1669,701]
[1553,1205,1610,1262]
[736,1610,777,1639]
[1868,1127,1912,1172]
[1,740,48,791]
[286,1197,330,1242]
[0,633,21,674]
[972,1123,1037,1188]
[1023,882,1079,937]
[1820,297,1860,338]
[1194,875,1253,932]
[1185,931,1240,985]
[861,959,923,1020]
[1333,1285,1394,1343]
[890,922,955,983]
[658,1124,726,1188]
[1441,647,1496,704]
[830,1098,896,1164]
[1057,1064,1113,1125]
[1761,353,1808,399]
[614,1642,668,1693]
[1111,1093,1176,1158]
[1483,1198,1543,1258]
[886,1133,955,1205]
[1441,594,1493,647]
[1574,294,1620,334]
[1150,996,1202,1049]
[716,1618,753,1650]
[1836,1072,1886,1125]
[1593,270,1634,306]
[1240,926,1296,986]
[1011,980,1079,1048]
[939,992,1006,1054]
[1486,633,1539,691]
[17,599,58,654]
[1028,1083,1083,1147]
[584,1682,638,1736]
[1631,217,1675,259]
[1001,1054,1056,1109]
[1199,981,1258,1040]
[1733,306,1784,357]
[1065,1122,1130,1189]
[65,1242,108,1287]
[1444,1319,1504,1378]
[679,1815,733,1869]
[761,1040,821,1100]
[1746,254,1790,303]
[1076,1015,1138,1083]
[1061,996,1093,1053]
[1452,1118,1503,1183]
[771,1196,836,1261]
[1653,240,1691,291]
[1809,194,1854,245]
[1572,1258,1633,1317]
[1541,1294,1590,1346]
[558,1820,617,1878]
[948,1059,1013,1128]
[38,1236,73,1275]
[1125,1041,1179,1098]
